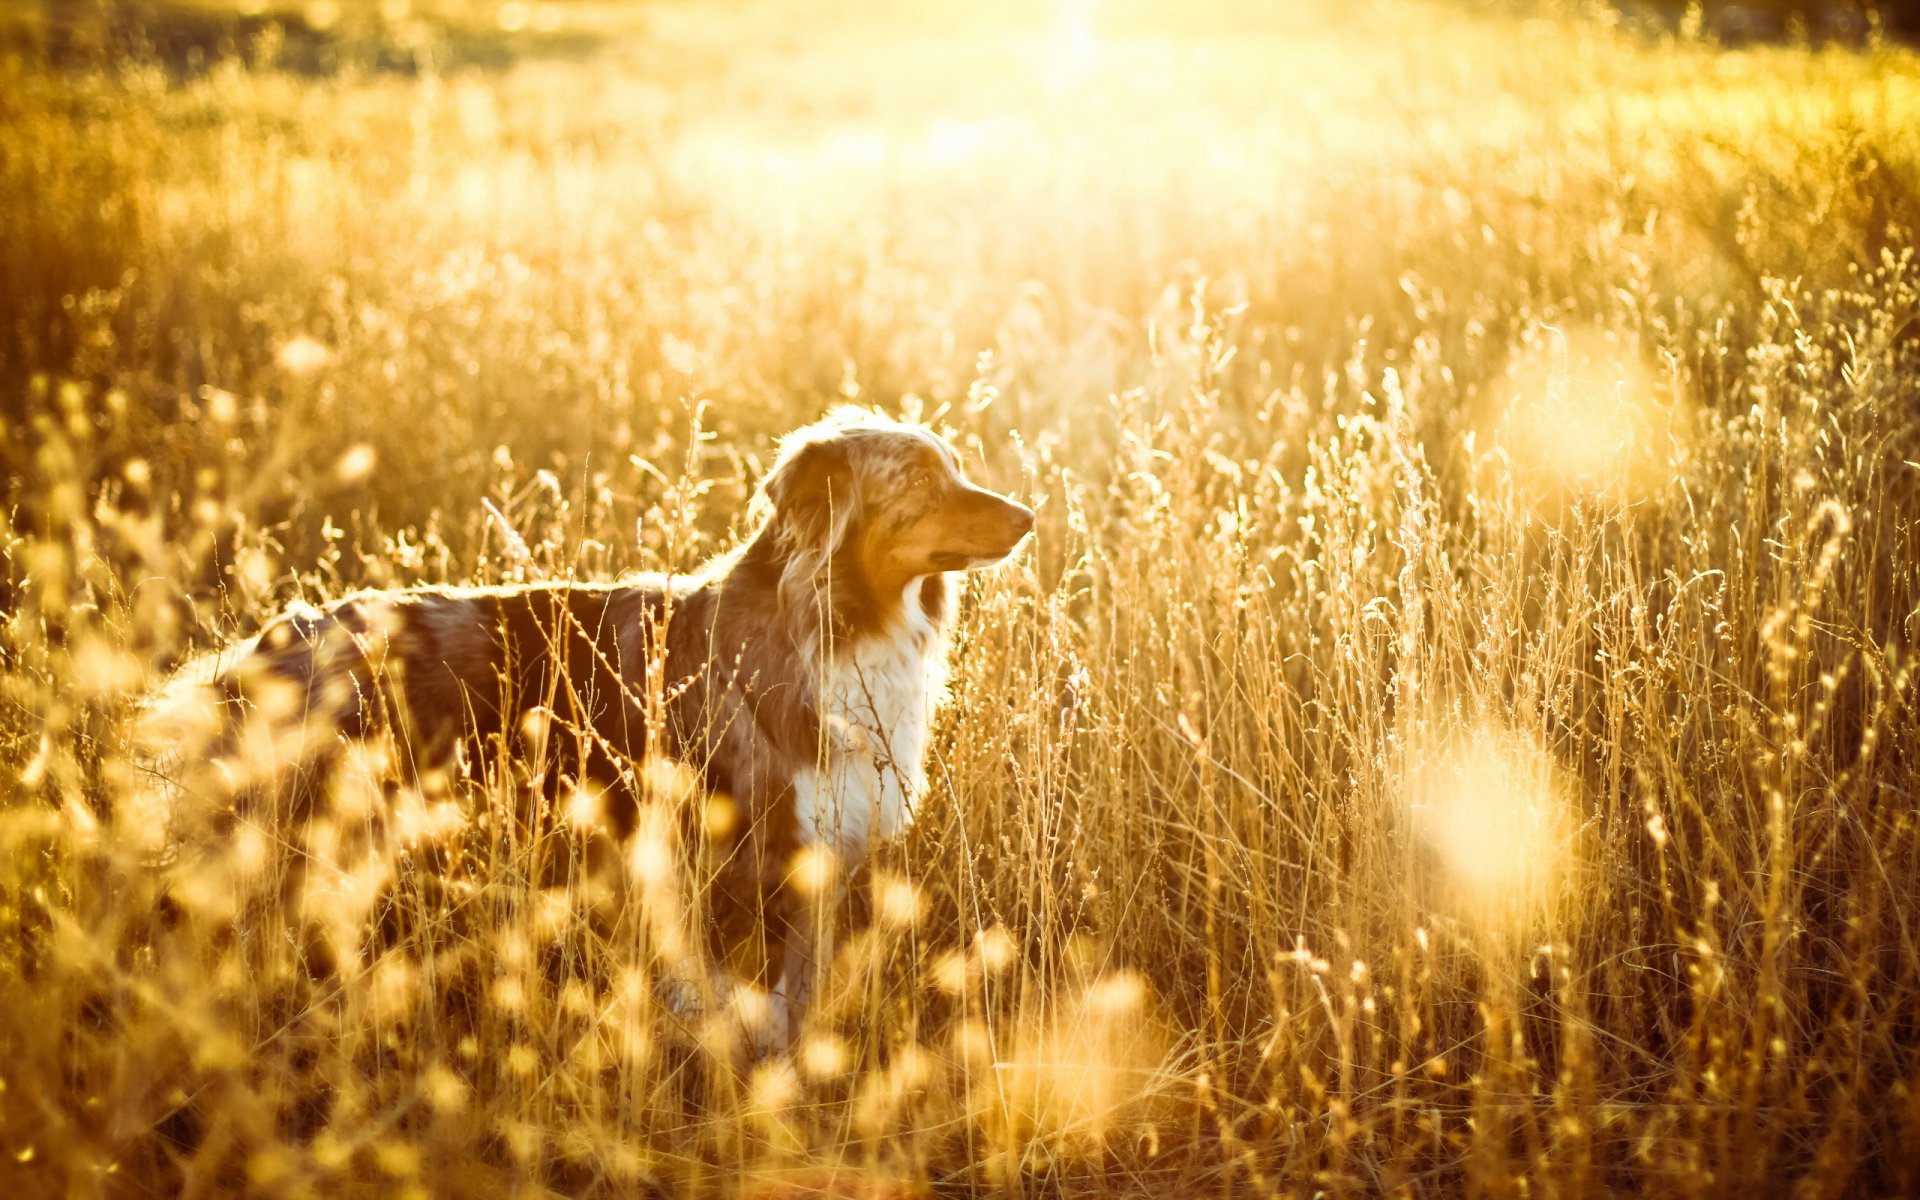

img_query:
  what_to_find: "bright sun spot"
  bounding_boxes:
[1047,0,1100,88]
[980,971,1170,1154]
[1408,724,1578,929]
[275,334,334,375]
[1496,326,1682,508]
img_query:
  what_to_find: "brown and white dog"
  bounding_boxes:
[158,407,1033,1037]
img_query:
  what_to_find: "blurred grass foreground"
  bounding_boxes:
[5,0,1920,1195]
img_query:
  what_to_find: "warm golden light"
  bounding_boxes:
[1048,0,1100,88]
[875,873,926,928]
[1407,723,1579,929]
[976,971,1171,1155]
[1495,326,1682,508]
[788,843,838,897]
[799,1032,853,1079]
[627,802,678,888]
[274,334,333,375]
[564,782,604,828]
[17,0,1911,1190]
[335,443,378,485]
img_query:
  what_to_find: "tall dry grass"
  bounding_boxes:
[4,1,1920,1195]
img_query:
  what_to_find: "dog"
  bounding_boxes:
[151,407,1034,1039]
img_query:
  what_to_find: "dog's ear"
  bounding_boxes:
[765,437,857,556]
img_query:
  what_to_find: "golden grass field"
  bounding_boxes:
[4,0,1920,1195]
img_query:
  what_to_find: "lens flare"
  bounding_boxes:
[336,443,378,485]
[788,844,838,897]
[1494,325,1683,509]
[275,334,333,375]
[973,970,1172,1155]
[1407,723,1579,929]
[1048,0,1100,88]
[627,803,679,889]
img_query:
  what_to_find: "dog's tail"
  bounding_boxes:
[131,598,405,852]
[132,629,260,833]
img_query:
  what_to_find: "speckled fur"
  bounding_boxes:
[160,408,1034,1036]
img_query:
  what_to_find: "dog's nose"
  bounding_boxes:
[1005,500,1035,535]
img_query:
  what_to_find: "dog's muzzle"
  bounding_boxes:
[932,489,1034,569]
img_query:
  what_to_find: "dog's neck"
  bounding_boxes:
[734,522,953,664]
[715,524,957,857]
[796,571,952,856]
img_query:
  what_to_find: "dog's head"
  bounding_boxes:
[763,408,1034,596]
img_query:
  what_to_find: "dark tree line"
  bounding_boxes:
[1615,1,1920,36]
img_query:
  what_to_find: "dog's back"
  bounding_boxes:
[142,409,1035,1039]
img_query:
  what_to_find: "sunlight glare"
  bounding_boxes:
[1408,723,1577,929]
[1496,326,1680,508]
[1048,0,1100,88]
[922,119,996,167]
[275,334,334,375]
[788,843,838,897]
[979,971,1171,1154]
[627,803,678,888]
[304,2,339,32]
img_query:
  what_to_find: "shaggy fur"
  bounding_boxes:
[158,408,1033,1034]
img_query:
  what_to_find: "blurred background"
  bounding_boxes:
[5,2,1920,1196]
[7,0,1919,578]
[9,2,1920,76]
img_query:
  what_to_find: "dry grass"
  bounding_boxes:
[5,1,1920,1195]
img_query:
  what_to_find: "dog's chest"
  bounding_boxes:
[795,586,948,858]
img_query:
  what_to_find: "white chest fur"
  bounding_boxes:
[794,577,951,861]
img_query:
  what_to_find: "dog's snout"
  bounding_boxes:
[966,486,1033,533]
[943,485,1034,565]
[1005,500,1035,535]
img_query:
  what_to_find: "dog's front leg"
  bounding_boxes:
[774,848,844,1048]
